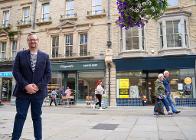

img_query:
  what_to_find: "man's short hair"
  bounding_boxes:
[27,32,37,40]
[164,71,169,75]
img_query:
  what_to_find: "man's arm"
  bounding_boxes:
[13,52,29,89]
[36,55,51,90]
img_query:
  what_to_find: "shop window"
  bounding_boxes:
[116,71,144,99]
[169,69,195,99]
[48,72,62,93]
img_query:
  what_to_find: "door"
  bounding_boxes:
[1,78,12,101]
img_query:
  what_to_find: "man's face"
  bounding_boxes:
[27,34,39,49]
[165,72,170,78]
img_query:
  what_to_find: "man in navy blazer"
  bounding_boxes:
[12,33,51,140]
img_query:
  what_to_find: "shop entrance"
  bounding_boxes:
[1,78,12,101]
[143,70,164,105]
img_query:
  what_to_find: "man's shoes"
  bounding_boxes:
[174,111,181,114]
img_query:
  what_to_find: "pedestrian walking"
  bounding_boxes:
[154,73,173,115]
[163,71,181,114]
[11,33,51,140]
[94,80,104,110]
[50,89,58,106]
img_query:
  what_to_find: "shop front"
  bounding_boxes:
[50,60,105,104]
[114,55,196,106]
[0,71,14,102]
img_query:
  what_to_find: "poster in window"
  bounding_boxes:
[129,86,139,98]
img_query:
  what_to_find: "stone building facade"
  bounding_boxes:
[0,0,196,106]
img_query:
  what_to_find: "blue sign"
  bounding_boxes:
[0,72,13,77]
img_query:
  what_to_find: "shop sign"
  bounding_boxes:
[184,77,192,84]
[0,72,13,77]
[52,61,105,71]
[119,79,129,98]
[119,89,129,98]
[119,79,129,89]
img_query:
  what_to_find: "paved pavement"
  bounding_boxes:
[0,104,196,140]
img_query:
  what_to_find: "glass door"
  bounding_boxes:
[1,78,12,101]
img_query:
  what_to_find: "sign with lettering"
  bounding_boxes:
[52,61,105,71]
[0,72,13,77]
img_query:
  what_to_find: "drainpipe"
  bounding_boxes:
[106,0,112,106]
[32,0,38,30]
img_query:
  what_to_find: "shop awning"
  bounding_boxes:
[114,55,196,71]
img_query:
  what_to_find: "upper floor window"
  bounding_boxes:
[0,42,6,60]
[168,0,178,7]
[66,0,74,17]
[159,16,189,48]
[2,10,9,27]
[166,20,182,47]
[79,33,88,56]
[92,0,102,15]
[65,34,73,56]
[22,7,30,24]
[42,3,50,21]
[123,27,144,51]
[12,41,17,59]
[51,36,59,58]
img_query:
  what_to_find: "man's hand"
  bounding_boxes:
[25,84,39,94]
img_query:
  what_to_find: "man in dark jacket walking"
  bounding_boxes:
[11,33,51,140]
[163,71,180,114]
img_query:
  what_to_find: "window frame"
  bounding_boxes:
[22,6,30,24]
[0,42,6,60]
[41,3,50,21]
[79,33,88,56]
[92,0,103,15]
[122,27,145,52]
[65,34,73,57]
[2,10,10,27]
[12,41,17,59]
[65,0,74,17]
[51,36,59,58]
[158,15,189,49]
[167,0,179,7]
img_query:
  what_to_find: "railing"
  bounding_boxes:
[17,19,31,27]
[60,13,77,21]
[0,23,11,29]
[86,9,106,18]
[36,17,52,25]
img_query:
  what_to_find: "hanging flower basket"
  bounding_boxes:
[116,0,167,29]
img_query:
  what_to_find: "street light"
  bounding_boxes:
[105,48,113,106]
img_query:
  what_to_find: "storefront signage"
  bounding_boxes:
[0,72,13,77]
[52,61,105,71]
[184,77,192,84]
[119,79,129,98]
[119,79,129,89]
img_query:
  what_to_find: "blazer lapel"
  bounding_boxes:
[25,50,32,71]
[34,50,41,72]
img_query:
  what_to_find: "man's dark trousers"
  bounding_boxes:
[12,97,44,140]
